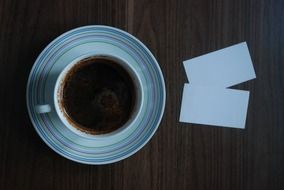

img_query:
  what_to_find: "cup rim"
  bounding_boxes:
[53,53,144,139]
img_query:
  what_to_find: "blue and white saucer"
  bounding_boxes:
[26,25,166,164]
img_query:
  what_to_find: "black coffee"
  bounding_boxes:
[60,57,136,135]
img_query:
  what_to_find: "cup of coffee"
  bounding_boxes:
[35,55,142,137]
[27,25,165,164]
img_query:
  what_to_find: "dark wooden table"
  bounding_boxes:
[1,0,284,189]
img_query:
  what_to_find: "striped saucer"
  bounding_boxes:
[26,25,166,164]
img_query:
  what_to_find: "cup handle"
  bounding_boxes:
[35,104,51,114]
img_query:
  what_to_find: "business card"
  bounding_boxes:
[179,84,250,129]
[183,42,256,87]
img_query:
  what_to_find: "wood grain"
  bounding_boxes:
[0,0,284,189]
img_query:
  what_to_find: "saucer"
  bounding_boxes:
[26,25,166,164]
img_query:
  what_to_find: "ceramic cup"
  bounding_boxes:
[34,54,143,138]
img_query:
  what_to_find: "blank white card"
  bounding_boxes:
[179,84,250,129]
[183,42,256,88]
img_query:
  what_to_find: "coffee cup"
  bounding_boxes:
[35,54,142,138]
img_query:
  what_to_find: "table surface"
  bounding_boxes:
[0,0,284,189]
